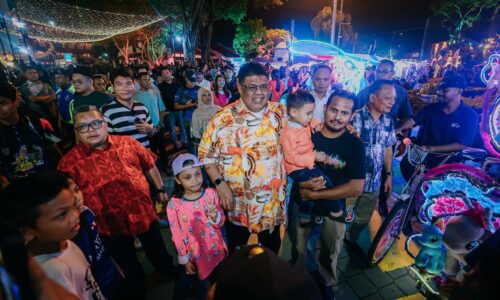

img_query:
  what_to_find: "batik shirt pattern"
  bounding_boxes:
[352,106,397,192]
[198,100,287,233]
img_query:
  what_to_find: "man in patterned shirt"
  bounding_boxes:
[346,80,397,255]
[198,62,287,254]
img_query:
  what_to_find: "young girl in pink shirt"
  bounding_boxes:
[167,153,227,300]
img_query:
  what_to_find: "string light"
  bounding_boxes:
[15,0,168,42]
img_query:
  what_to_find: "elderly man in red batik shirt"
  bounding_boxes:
[58,105,176,300]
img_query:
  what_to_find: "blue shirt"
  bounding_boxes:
[133,88,166,126]
[352,106,397,192]
[414,101,478,147]
[356,84,413,125]
[175,85,199,121]
[72,207,121,299]
[56,84,76,123]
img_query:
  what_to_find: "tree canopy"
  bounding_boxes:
[430,0,498,43]
[233,19,268,59]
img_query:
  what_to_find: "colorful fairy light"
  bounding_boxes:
[14,0,169,43]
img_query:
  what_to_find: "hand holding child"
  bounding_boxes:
[206,198,219,222]
[314,151,326,162]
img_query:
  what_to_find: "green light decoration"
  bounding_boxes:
[16,0,167,42]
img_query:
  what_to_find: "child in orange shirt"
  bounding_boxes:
[280,91,347,225]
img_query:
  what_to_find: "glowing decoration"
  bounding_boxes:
[15,0,169,43]
[482,94,500,157]
[480,54,500,87]
[288,40,426,93]
[18,46,29,55]
[413,164,499,228]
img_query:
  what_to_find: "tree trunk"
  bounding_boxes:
[203,22,214,62]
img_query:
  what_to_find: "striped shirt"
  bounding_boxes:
[101,99,152,148]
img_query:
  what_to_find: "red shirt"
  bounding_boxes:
[58,135,157,237]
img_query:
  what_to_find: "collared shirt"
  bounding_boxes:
[352,106,397,192]
[310,89,332,122]
[356,84,413,125]
[280,118,321,174]
[101,100,153,148]
[414,101,478,147]
[198,100,287,233]
[58,135,157,237]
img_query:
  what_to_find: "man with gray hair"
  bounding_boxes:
[58,105,176,299]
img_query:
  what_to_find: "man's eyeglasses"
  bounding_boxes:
[240,83,269,93]
[376,69,393,75]
[75,120,105,133]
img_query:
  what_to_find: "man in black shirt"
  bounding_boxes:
[289,91,365,296]
[158,67,186,148]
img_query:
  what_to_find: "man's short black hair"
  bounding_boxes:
[377,59,395,70]
[287,90,315,111]
[0,82,18,101]
[237,62,268,83]
[110,67,134,85]
[136,72,149,80]
[72,66,93,78]
[0,170,70,229]
[369,79,395,96]
[22,65,38,73]
[91,74,106,81]
[312,64,332,76]
[73,104,103,121]
[326,90,357,111]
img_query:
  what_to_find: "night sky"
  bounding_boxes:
[213,0,451,57]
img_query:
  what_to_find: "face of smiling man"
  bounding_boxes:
[237,74,270,113]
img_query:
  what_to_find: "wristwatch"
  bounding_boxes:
[156,186,168,194]
[214,178,224,186]
[386,171,393,176]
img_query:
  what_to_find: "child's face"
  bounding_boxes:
[175,167,203,195]
[290,103,315,126]
[25,189,81,243]
[67,179,84,212]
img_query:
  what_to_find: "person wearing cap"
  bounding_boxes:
[174,69,200,151]
[167,153,227,299]
[198,62,287,254]
[397,73,479,180]
[58,104,176,300]
[72,66,113,110]
[54,69,76,143]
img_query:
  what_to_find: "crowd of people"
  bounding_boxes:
[0,56,497,300]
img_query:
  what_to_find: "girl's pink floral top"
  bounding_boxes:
[167,188,227,280]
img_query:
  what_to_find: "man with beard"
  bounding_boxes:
[290,91,365,298]
[397,74,478,180]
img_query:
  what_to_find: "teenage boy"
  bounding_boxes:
[0,82,61,183]
[0,172,105,300]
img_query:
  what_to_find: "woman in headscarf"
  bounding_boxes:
[191,88,221,140]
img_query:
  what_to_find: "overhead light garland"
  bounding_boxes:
[15,0,168,42]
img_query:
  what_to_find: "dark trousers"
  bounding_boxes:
[225,221,281,254]
[289,167,335,219]
[101,221,175,300]
[149,128,168,171]
[173,264,220,300]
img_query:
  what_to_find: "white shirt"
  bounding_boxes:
[197,79,211,90]
[310,89,332,122]
[33,240,105,300]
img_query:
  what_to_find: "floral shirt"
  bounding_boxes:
[352,105,397,192]
[198,100,287,233]
[58,135,157,237]
[167,188,227,280]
